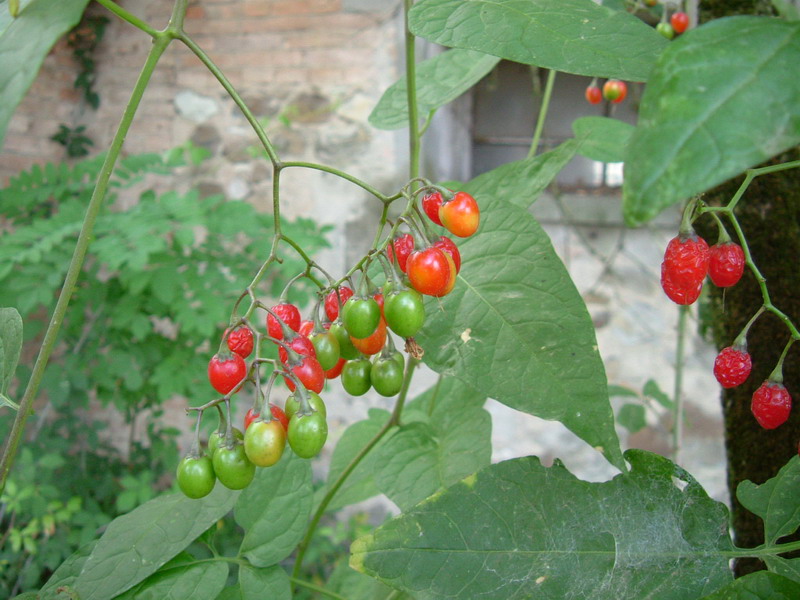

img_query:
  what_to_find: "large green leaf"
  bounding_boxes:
[113,554,228,600]
[0,307,22,394]
[40,542,96,600]
[73,486,238,600]
[351,450,733,599]
[328,561,411,600]
[737,455,800,545]
[765,557,800,585]
[374,377,489,510]
[316,408,392,512]
[699,571,800,600]
[239,565,291,600]
[623,16,800,226]
[235,452,313,567]
[370,48,500,130]
[416,194,624,469]
[408,0,667,81]
[0,0,91,150]
[465,139,580,209]
[572,117,634,163]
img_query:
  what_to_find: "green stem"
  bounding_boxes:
[404,0,420,180]
[528,68,556,159]
[723,538,800,558]
[289,577,349,600]
[727,160,800,212]
[281,161,392,202]
[177,34,280,166]
[671,305,689,464]
[0,34,172,492]
[767,338,795,384]
[95,0,159,37]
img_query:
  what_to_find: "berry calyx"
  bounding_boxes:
[585,85,602,105]
[387,233,415,273]
[324,286,354,322]
[709,242,745,288]
[751,381,792,429]
[670,11,689,34]
[439,192,480,238]
[208,352,247,395]
[422,191,444,226]
[713,346,752,389]
[602,79,627,104]
[226,326,254,358]
[267,303,301,340]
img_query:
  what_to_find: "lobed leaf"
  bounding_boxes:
[370,48,500,130]
[408,0,667,81]
[737,455,800,545]
[416,194,624,469]
[623,16,800,225]
[235,452,313,567]
[351,450,733,599]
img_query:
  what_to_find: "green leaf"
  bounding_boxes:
[617,403,646,434]
[318,408,392,512]
[370,48,500,130]
[0,307,22,393]
[765,556,800,584]
[737,455,800,545]
[698,571,800,600]
[351,450,732,599]
[328,561,406,600]
[73,486,238,600]
[374,378,490,510]
[408,0,667,81]
[416,195,624,470]
[235,452,313,567]
[40,541,97,599]
[772,0,800,21]
[623,17,800,226]
[239,565,291,600]
[114,559,228,600]
[607,384,639,399]
[571,117,634,163]
[464,139,580,209]
[0,0,91,150]
[644,379,673,410]
[0,391,18,410]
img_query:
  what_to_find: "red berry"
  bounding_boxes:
[324,286,354,322]
[387,234,415,273]
[279,334,316,365]
[602,79,627,104]
[660,233,710,305]
[585,85,602,105]
[267,303,301,340]
[709,242,745,288]
[439,192,480,238]
[407,247,453,297]
[713,346,752,388]
[325,357,346,379]
[422,191,444,226]
[208,353,247,395]
[671,11,689,34]
[751,381,792,429]
[285,356,325,394]
[226,326,254,358]
[433,235,461,273]
[298,319,314,338]
[245,404,289,433]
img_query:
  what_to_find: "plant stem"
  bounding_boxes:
[95,0,159,37]
[671,305,689,464]
[177,34,280,166]
[528,68,556,159]
[723,538,800,558]
[289,577,349,600]
[0,34,172,492]
[281,161,393,203]
[404,0,420,180]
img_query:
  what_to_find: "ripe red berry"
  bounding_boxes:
[585,85,602,105]
[709,242,745,288]
[279,334,317,365]
[387,234,415,273]
[602,79,627,104]
[226,326,254,358]
[285,356,325,394]
[325,357,346,379]
[208,353,247,395]
[671,11,689,34]
[267,303,301,340]
[298,319,314,338]
[660,233,710,305]
[407,247,453,297]
[433,235,461,274]
[439,192,480,238]
[422,191,444,226]
[713,346,752,388]
[324,286,354,322]
[751,381,792,429]
[245,404,289,433]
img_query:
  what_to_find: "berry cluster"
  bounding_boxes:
[177,186,480,499]
[585,79,628,105]
[660,201,794,431]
